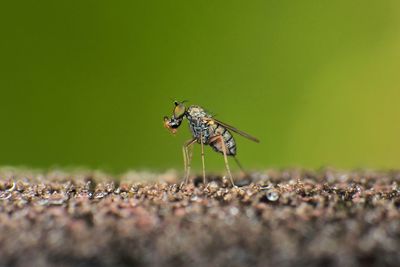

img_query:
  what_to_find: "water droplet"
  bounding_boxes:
[266,190,279,201]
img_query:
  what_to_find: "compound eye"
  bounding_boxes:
[173,103,186,119]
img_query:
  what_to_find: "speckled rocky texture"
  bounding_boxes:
[1,168,400,267]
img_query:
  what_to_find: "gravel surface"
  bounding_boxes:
[0,168,400,267]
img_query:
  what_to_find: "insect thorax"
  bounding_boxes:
[186,105,212,143]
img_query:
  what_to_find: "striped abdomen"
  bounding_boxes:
[209,123,236,156]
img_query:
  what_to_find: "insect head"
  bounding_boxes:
[163,101,187,134]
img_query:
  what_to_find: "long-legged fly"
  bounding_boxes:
[164,101,259,187]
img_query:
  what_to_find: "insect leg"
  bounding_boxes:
[200,132,206,184]
[185,141,195,184]
[183,138,196,184]
[233,156,249,177]
[216,135,236,187]
[182,145,188,182]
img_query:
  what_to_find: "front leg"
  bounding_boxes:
[183,138,197,184]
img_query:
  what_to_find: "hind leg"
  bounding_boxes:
[200,132,206,184]
[233,156,249,178]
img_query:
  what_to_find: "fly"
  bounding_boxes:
[164,101,259,187]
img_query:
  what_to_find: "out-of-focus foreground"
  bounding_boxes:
[0,169,399,267]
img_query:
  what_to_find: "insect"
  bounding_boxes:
[164,101,259,187]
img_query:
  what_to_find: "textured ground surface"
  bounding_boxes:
[0,168,400,267]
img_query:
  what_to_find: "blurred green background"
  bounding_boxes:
[1,0,400,172]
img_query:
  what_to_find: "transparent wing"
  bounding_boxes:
[207,118,260,143]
